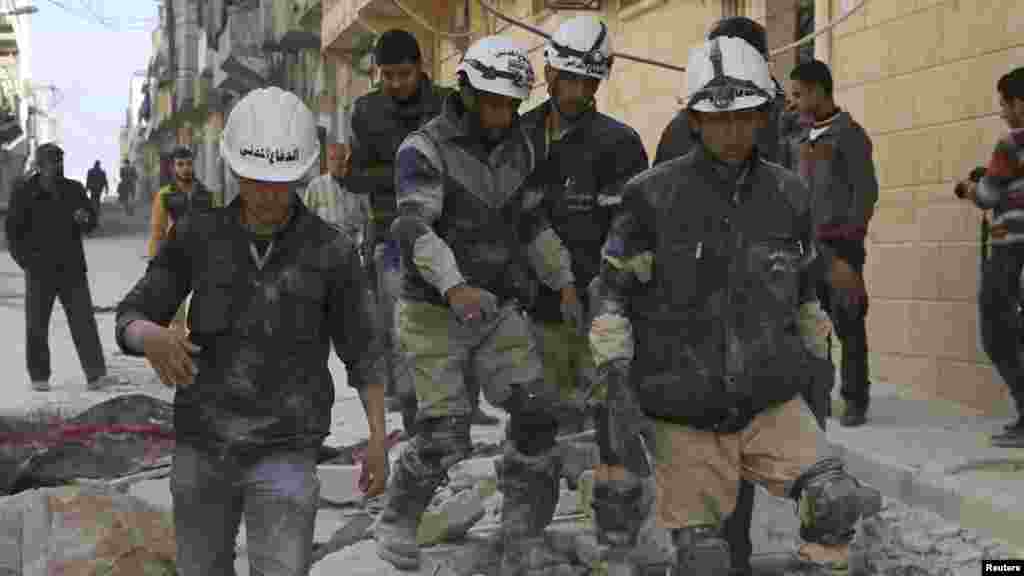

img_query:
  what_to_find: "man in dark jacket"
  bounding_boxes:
[374,36,579,573]
[115,88,388,575]
[520,14,649,435]
[6,143,114,392]
[85,160,108,222]
[788,59,879,427]
[588,36,879,575]
[647,17,834,574]
[347,29,491,431]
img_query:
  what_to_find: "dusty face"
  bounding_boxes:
[689,108,768,165]
[999,94,1024,130]
[378,62,421,103]
[239,177,292,228]
[476,91,520,141]
[545,65,600,119]
[174,158,194,183]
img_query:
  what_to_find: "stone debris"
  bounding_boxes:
[853,497,1016,576]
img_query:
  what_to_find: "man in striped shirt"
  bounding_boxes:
[958,66,1024,447]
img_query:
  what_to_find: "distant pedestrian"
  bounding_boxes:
[85,160,108,230]
[5,143,118,392]
[955,66,1024,447]
[302,142,368,244]
[148,147,219,258]
[117,159,137,216]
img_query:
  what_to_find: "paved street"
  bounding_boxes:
[0,206,1020,574]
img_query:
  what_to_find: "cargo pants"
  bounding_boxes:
[373,241,418,431]
[395,297,550,421]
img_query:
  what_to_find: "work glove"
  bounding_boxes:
[447,284,500,326]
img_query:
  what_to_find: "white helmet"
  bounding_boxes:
[544,15,613,80]
[685,36,774,113]
[220,86,320,183]
[456,36,535,101]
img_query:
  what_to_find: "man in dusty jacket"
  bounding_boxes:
[520,14,649,435]
[788,59,879,427]
[115,87,388,575]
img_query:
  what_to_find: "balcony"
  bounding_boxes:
[212,1,269,94]
[322,0,418,54]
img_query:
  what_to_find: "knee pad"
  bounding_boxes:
[591,473,650,548]
[790,457,883,546]
[504,387,558,456]
[673,525,731,576]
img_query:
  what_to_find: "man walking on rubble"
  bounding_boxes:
[374,35,581,573]
[586,36,881,575]
[520,14,649,437]
[648,18,835,575]
[788,59,879,427]
[115,87,389,575]
[349,29,500,429]
[955,66,1024,447]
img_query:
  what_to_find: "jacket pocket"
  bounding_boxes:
[190,256,236,335]
[280,269,326,342]
[659,239,702,307]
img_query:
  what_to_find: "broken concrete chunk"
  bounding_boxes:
[447,456,500,491]
[418,480,492,546]
[317,464,361,505]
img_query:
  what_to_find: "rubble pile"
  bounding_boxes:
[0,395,175,496]
[0,484,176,575]
[848,497,1016,576]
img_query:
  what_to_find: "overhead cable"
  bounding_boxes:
[474,0,869,73]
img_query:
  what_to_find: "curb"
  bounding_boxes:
[830,438,1024,555]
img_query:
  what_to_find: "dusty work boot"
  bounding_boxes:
[495,445,566,575]
[374,449,444,570]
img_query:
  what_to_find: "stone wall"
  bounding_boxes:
[830,0,1024,413]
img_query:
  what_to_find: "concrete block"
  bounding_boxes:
[128,477,172,511]
[446,456,499,491]
[418,480,491,546]
[317,464,360,505]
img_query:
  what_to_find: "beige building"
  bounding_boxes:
[323,0,1021,415]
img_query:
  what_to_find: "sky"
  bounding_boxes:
[27,0,157,189]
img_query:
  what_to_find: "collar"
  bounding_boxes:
[696,144,758,205]
[230,192,301,239]
[544,99,592,144]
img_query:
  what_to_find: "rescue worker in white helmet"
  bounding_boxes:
[115,87,389,574]
[587,36,881,575]
[520,14,649,440]
[375,35,579,573]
